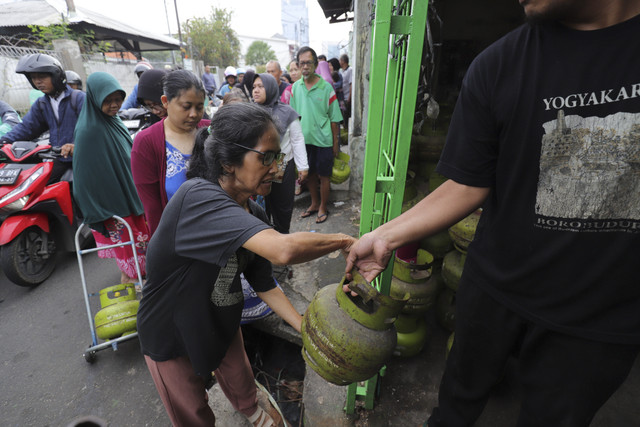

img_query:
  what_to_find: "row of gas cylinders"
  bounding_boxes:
[300,206,482,385]
[94,283,139,340]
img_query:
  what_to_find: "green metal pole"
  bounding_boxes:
[346,0,429,414]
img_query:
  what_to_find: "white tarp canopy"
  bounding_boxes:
[0,0,180,52]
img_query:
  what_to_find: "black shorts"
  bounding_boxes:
[306,145,334,177]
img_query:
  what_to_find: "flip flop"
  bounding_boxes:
[300,209,318,218]
[316,211,329,223]
[254,380,288,427]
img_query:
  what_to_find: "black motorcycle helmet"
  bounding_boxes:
[65,70,83,90]
[15,54,67,94]
[137,69,167,105]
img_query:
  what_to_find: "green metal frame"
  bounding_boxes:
[345,0,428,414]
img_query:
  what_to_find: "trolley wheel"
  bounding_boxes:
[84,350,97,364]
[1,226,57,287]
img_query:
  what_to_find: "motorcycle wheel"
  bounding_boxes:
[1,226,57,287]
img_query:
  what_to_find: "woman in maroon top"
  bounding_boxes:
[131,70,210,235]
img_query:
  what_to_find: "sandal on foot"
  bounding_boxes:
[300,209,318,218]
[247,405,279,427]
[316,211,329,223]
[252,380,287,427]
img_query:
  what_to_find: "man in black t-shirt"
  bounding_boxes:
[347,1,640,426]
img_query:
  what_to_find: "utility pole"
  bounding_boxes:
[174,0,184,59]
[185,18,193,59]
[163,0,176,64]
[65,0,76,13]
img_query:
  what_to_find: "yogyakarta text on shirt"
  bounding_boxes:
[543,83,640,111]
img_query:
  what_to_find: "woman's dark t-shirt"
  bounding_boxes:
[137,178,274,385]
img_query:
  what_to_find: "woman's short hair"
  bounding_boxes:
[328,58,340,73]
[187,103,276,182]
[163,69,205,101]
[223,88,249,104]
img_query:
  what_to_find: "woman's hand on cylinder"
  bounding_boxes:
[340,234,357,260]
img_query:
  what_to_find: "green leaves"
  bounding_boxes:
[183,7,241,66]
[27,23,110,54]
[245,41,277,67]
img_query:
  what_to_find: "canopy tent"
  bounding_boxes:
[317,0,354,23]
[0,0,179,56]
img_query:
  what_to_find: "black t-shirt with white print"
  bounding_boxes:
[137,178,274,385]
[437,14,640,344]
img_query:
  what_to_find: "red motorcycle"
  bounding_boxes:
[0,140,91,286]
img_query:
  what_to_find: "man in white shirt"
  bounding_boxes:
[339,54,353,129]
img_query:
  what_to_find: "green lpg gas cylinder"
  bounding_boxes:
[99,283,136,308]
[392,249,434,283]
[448,209,482,252]
[420,229,453,261]
[390,275,441,315]
[428,170,448,192]
[391,250,440,314]
[441,250,467,292]
[393,314,429,358]
[301,272,408,385]
[330,152,351,184]
[95,300,139,340]
[412,133,446,162]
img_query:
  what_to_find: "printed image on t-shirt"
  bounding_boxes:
[210,253,244,306]
[535,109,640,233]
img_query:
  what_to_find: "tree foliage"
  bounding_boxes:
[245,41,276,67]
[27,23,111,53]
[184,7,240,67]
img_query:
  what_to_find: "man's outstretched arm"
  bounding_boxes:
[346,179,490,282]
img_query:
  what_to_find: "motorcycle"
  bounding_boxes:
[118,108,157,137]
[0,140,92,286]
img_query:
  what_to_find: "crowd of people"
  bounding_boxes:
[6,2,637,425]
[0,46,353,427]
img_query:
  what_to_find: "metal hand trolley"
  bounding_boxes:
[74,215,144,363]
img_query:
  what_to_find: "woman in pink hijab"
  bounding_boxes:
[316,60,334,87]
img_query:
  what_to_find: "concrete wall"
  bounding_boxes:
[0,47,62,114]
[0,42,140,112]
[1,41,208,114]
[346,0,373,197]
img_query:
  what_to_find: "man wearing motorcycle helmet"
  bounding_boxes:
[235,67,246,85]
[0,53,85,183]
[121,61,153,110]
[217,66,237,98]
[136,68,168,121]
[65,70,83,91]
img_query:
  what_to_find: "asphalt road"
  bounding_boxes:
[0,250,168,426]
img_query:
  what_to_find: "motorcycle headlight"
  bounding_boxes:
[0,196,30,214]
[0,166,44,206]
